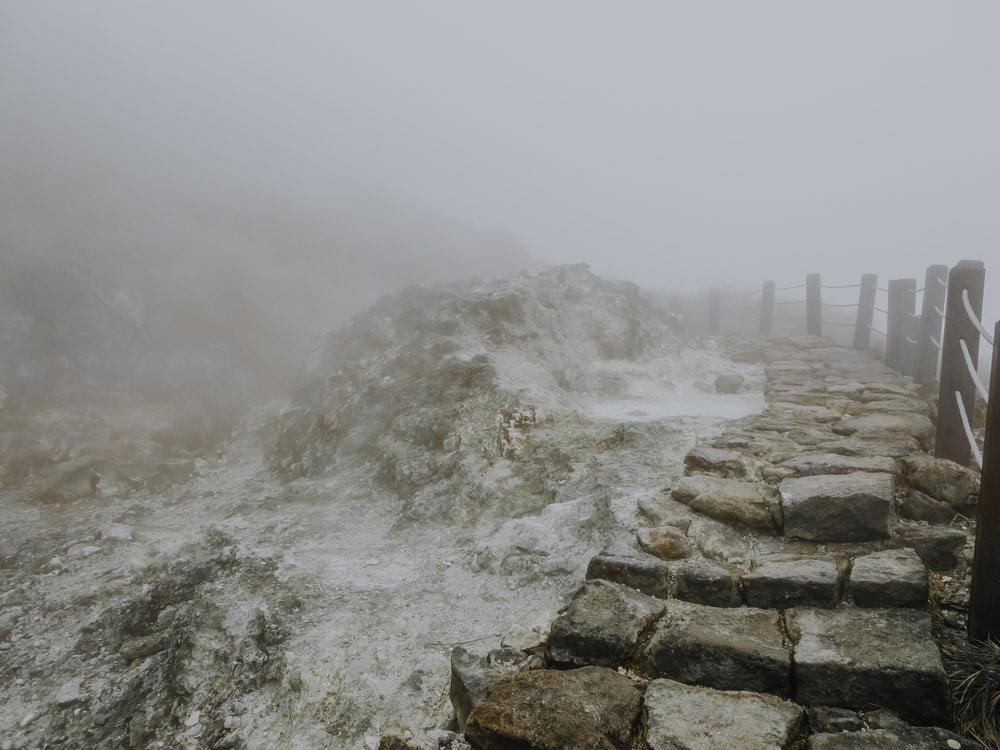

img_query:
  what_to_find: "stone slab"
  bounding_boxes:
[808,727,984,749]
[779,454,898,477]
[673,476,780,534]
[674,558,743,607]
[641,600,791,695]
[684,445,747,478]
[850,549,928,608]
[780,473,895,542]
[547,580,665,668]
[786,607,950,724]
[585,543,673,598]
[464,667,643,750]
[645,679,805,750]
[743,555,840,609]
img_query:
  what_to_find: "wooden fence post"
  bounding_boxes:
[806,273,821,336]
[886,279,909,371]
[916,265,949,385]
[969,320,1000,643]
[760,281,775,336]
[935,260,986,466]
[853,273,877,351]
[708,289,721,335]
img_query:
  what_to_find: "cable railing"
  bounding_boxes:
[682,260,1000,642]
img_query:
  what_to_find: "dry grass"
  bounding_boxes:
[949,639,1000,748]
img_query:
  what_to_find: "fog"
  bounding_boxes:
[4,3,999,304]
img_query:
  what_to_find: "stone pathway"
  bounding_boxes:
[378,336,984,750]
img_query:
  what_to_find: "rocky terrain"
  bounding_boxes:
[379,334,989,750]
[0,264,764,749]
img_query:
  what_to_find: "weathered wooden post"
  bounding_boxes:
[760,281,775,336]
[916,265,949,384]
[806,273,821,336]
[853,273,877,351]
[708,289,721,335]
[935,260,986,466]
[901,280,918,377]
[886,279,915,372]
[969,320,1000,643]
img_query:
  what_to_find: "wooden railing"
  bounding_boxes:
[687,261,998,643]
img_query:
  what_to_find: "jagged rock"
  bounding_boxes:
[645,679,805,750]
[119,633,171,662]
[450,648,498,732]
[715,374,745,393]
[807,727,984,749]
[637,496,695,530]
[684,446,746,478]
[779,454,898,477]
[585,543,673,598]
[674,559,743,607]
[101,523,134,542]
[547,580,665,668]
[742,556,840,609]
[464,667,643,750]
[806,706,864,734]
[894,526,967,571]
[672,476,780,534]
[836,413,935,448]
[897,491,956,524]
[780,473,895,542]
[850,549,928,608]
[637,526,692,560]
[786,607,950,724]
[55,679,84,707]
[33,458,100,504]
[903,455,980,514]
[640,600,791,695]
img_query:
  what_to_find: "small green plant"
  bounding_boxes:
[950,638,1000,748]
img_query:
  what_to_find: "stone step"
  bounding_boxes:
[786,607,950,725]
[779,472,895,542]
[742,554,841,609]
[849,548,928,608]
[671,475,781,534]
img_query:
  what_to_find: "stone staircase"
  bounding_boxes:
[378,336,985,750]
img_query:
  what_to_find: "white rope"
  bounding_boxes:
[869,325,887,336]
[937,276,948,287]
[874,306,889,314]
[906,337,919,345]
[955,389,984,468]
[962,289,995,346]
[934,305,945,317]
[959,338,990,402]
[931,335,943,350]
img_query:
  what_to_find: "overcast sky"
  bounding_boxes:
[1,2,998,313]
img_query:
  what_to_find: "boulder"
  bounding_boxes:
[585,543,673,598]
[684,446,746,478]
[894,526,967,572]
[715,374,745,393]
[464,667,643,750]
[779,473,895,542]
[903,455,980,514]
[645,679,805,750]
[450,648,498,732]
[742,555,841,609]
[786,607,950,725]
[897,491,956,524]
[640,600,791,695]
[547,580,665,669]
[674,559,743,607]
[850,549,928,608]
[672,476,780,534]
[637,526,692,560]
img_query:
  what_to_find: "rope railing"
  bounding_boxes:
[963,289,995,346]
[959,338,990,402]
[956,389,985,469]
[821,283,861,289]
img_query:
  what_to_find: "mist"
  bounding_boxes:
[2,4,999,749]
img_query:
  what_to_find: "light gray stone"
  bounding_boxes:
[808,727,985,749]
[780,473,895,542]
[685,446,746,478]
[904,455,980,514]
[715,374,745,393]
[55,678,83,707]
[673,476,780,534]
[850,549,928,608]
[837,413,934,448]
[585,543,673,598]
[743,556,840,609]
[779,454,898,477]
[645,679,805,750]
[547,580,665,669]
[786,607,950,725]
[641,600,791,696]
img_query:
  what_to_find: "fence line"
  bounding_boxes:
[699,260,998,643]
